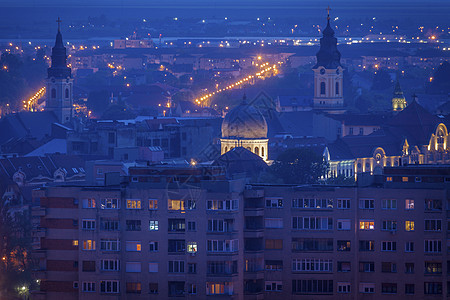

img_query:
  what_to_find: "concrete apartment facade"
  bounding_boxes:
[31,165,450,299]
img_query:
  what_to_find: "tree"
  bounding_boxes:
[371,69,392,91]
[270,148,328,184]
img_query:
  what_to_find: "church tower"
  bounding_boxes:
[313,7,344,111]
[392,79,407,111]
[46,18,73,123]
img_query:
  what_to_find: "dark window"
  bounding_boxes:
[108,132,115,144]
[337,240,351,251]
[359,262,374,272]
[126,220,141,231]
[168,219,185,232]
[292,238,333,252]
[381,262,397,273]
[382,283,397,294]
[265,260,283,270]
[292,279,333,294]
[149,283,158,294]
[82,261,96,272]
[161,138,169,148]
[424,282,442,294]
[51,88,56,99]
[405,284,415,295]
[65,88,69,98]
[168,240,185,253]
[335,82,340,95]
[359,240,375,251]
[320,82,326,95]
[188,263,197,274]
[337,261,351,272]
[168,281,185,297]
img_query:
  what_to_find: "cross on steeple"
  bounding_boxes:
[56,17,62,31]
[326,6,331,20]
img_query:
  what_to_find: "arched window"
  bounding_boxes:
[65,88,69,99]
[51,88,56,99]
[335,82,339,95]
[246,147,251,151]
[320,82,326,95]
[224,147,228,153]
[254,147,259,156]
[230,147,234,150]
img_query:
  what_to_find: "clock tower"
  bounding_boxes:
[312,7,344,112]
[46,18,73,123]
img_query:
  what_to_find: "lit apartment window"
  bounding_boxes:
[265,281,282,292]
[359,220,374,230]
[100,198,119,209]
[405,199,414,210]
[101,259,120,271]
[149,241,158,252]
[424,240,441,253]
[126,199,141,209]
[424,219,442,231]
[168,219,185,232]
[148,199,158,210]
[100,280,119,293]
[337,219,351,230]
[337,199,350,209]
[207,199,238,211]
[82,198,96,208]
[82,219,96,230]
[126,282,141,294]
[405,242,414,252]
[382,199,397,209]
[337,240,351,251]
[187,284,197,295]
[206,282,233,295]
[72,240,79,246]
[381,220,397,231]
[359,199,374,209]
[265,197,283,208]
[265,218,283,228]
[337,282,351,293]
[149,220,159,231]
[187,242,198,253]
[149,283,158,294]
[168,199,185,211]
[386,176,393,182]
[425,262,442,274]
[381,241,397,251]
[405,221,415,231]
[82,240,96,251]
[82,282,96,292]
[126,241,141,252]
[148,262,158,273]
[402,177,409,182]
[168,260,185,273]
[359,283,375,293]
[126,262,141,273]
[100,239,120,251]
[265,260,283,271]
[292,198,333,209]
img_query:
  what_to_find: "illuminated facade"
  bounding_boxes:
[313,10,344,111]
[392,80,407,111]
[45,19,73,123]
[220,97,268,161]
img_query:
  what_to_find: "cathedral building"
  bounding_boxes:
[220,96,269,161]
[392,79,407,111]
[45,19,73,124]
[312,9,344,112]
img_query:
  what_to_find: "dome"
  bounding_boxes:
[222,98,268,139]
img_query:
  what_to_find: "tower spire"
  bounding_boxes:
[326,5,331,21]
[56,17,62,32]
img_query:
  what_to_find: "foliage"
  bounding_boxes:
[325,174,356,186]
[270,148,328,184]
[371,68,392,91]
[427,61,450,95]
[0,200,34,299]
[101,104,136,120]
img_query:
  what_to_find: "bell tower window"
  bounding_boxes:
[51,88,56,99]
[320,82,326,95]
[335,82,339,95]
[65,88,69,99]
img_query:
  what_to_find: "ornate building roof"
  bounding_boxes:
[48,18,71,79]
[313,10,342,69]
[221,96,268,139]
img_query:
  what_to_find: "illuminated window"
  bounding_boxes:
[405,199,414,210]
[126,199,141,209]
[402,177,408,182]
[359,220,375,230]
[148,199,158,210]
[100,198,119,209]
[82,240,96,251]
[187,242,198,253]
[82,198,96,208]
[73,240,79,246]
[168,199,185,211]
[149,220,159,231]
[405,221,415,231]
[126,241,141,252]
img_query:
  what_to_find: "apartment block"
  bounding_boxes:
[31,165,450,299]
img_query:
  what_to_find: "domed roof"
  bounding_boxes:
[222,97,268,139]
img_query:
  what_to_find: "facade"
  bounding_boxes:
[392,80,407,111]
[31,164,450,299]
[312,12,344,112]
[221,97,269,161]
[45,20,73,124]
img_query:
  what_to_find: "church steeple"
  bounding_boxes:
[48,17,71,79]
[392,79,407,111]
[313,7,342,69]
